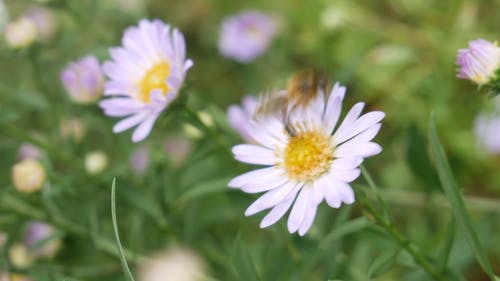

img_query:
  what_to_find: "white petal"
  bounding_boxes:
[232,144,278,165]
[337,182,355,204]
[323,179,341,208]
[334,141,382,158]
[348,123,382,143]
[260,194,296,228]
[298,202,318,236]
[240,173,288,194]
[330,168,360,183]
[331,157,363,170]
[132,115,158,142]
[113,112,148,133]
[245,182,298,216]
[333,102,365,139]
[334,111,385,144]
[287,187,311,233]
[228,167,279,188]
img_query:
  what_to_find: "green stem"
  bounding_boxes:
[359,168,444,281]
[361,199,444,281]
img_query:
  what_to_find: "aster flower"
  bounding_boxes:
[457,39,500,85]
[229,82,384,235]
[218,11,277,63]
[23,5,56,43]
[60,55,104,104]
[99,19,193,142]
[227,95,258,142]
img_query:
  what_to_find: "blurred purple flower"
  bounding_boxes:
[130,146,150,174]
[24,221,60,258]
[24,6,56,43]
[99,19,193,142]
[164,136,192,166]
[457,39,500,84]
[60,55,104,104]
[227,95,257,142]
[17,143,41,161]
[218,11,277,63]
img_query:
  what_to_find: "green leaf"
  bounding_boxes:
[406,123,439,191]
[111,178,136,281]
[180,176,233,202]
[231,234,261,281]
[429,117,496,280]
[319,217,373,250]
[437,217,456,274]
[368,246,401,278]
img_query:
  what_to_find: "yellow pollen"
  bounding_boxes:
[139,62,171,103]
[283,130,333,181]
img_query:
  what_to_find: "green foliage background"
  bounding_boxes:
[1,0,500,280]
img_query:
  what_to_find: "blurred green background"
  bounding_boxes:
[1,0,499,280]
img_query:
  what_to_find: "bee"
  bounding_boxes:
[253,69,330,137]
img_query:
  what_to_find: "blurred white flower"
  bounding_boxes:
[9,243,32,268]
[12,159,46,193]
[85,151,108,175]
[60,117,85,142]
[475,112,500,154]
[3,17,37,49]
[138,247,206,281]
[218,10,277,63]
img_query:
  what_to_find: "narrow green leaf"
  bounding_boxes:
[180,176,233,201]
[429,117,496,279]
[437,217,456,274]
[111,178,136,281]
[319,217,373,250]
[368,246,401,278]
[231,234,261,281]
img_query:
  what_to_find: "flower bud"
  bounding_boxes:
[85,150,108,175]
[4,17,37,49]
[60,55,104,104]
[12,159,46,193]
[130,147,150,175]
[24,221,61,258]
[457,39,500,84]
[9,243,32,268]
[23,6,56,43]
[60,117,86,142]
[17,143,42,161]
[138,247,206,281]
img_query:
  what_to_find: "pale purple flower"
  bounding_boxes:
[60,55,104,104]
[164,136,192,166]
[17,143,41,161]
[24,221,60,258]
[227,95,258,142]
[475,112,500,154]
[229,83,384,235]
[457,39,500,84]
[99,19,193,142]
[130,146,150,174]
[218,11,277,63]
[24,6,56,43]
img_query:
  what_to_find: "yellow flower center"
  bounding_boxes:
[283,130,333,182]
[139,62,171,103]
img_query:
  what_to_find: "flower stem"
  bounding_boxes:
[359,169,444,281]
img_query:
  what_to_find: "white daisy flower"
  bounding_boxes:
[229,82,384,236]
[99,19,193,142]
